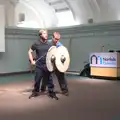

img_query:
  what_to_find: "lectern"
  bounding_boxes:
[90,52,120,79]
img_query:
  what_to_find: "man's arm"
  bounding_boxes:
[28,43,36,65]
[28,48,35,64]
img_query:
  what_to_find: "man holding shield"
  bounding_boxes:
[41,32,69,96]
[28,29,58,100]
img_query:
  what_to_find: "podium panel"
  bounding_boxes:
[90,52,120,79]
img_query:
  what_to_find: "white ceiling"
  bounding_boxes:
[43,0,120,24]
[5,0,120,27]
[44,0,70,12]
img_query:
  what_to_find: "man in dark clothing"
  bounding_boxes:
[41,32,69,96]
[28,29,58,100]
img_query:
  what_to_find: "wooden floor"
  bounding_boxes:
[0,77,120,120]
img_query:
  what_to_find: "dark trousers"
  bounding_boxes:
[55,70,68,91]
[33,65,54,93]
[41,70,68,91]
[41,74,53,91]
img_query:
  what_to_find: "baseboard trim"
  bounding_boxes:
[0,71,32,76]
[0,70,80,76]
[66,71,80,76]
[90,75,120,80]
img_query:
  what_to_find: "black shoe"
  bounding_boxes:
[29,92,39,99]
[48,91,59,100]
[61,90,69,96]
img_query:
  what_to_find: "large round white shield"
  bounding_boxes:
[55,46,70,72]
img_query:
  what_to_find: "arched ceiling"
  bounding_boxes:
[15,0,59,28]
[66,0,120,24]
[44,0,120,23]
[2,0,120,28]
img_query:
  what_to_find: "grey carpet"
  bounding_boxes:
[0,77,120,120]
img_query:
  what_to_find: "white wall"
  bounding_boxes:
[56,11,79,27]
[0,0,16,26]
[15,1,44,28]
[96,0,119,22]
[1,22,120,73]
[15,0,58,28]
[66,0,120,24]
[0,5,5,52]
[0,0,58,28]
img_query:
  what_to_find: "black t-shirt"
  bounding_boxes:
[31,40,52,65]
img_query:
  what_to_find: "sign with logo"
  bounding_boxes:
[90,52,117,67]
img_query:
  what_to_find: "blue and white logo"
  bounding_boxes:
[90,54,117,67]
